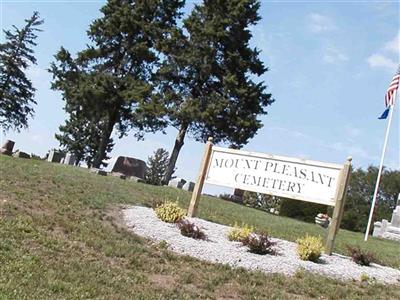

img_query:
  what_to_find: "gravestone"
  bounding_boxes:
[110,156,147,179]
[128,176,145,183]
[373,198,400,242]
[0,140,15,156]
[168,178,186,189]
[47,150,64,163]
[12,150,30,159]
[231,188,245,203]
[63,153,76,165]
[183,181,195,192]
[111,172,127,180]
[89,168,107,176]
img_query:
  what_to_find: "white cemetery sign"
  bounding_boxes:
[187,138,352,255]
[206,147,342,206]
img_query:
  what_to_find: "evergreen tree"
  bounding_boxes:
[50,0,184,168]
[145,148,171,185]
[0,11,43,132]
[158,0,273,184]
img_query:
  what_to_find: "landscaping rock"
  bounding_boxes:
[123,206,400,285]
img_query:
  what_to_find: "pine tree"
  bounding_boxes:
[158,0,273,184]
[145,148,171,185]
[50,0,184,168]
[0,11,43,132]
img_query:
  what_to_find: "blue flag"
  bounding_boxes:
[378,107,390,119]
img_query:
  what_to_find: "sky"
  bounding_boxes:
[1,0,399,195]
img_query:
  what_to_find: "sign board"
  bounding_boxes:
[187,138,352,255]
[205,147,343,206]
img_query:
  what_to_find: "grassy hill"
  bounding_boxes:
[0,155,399,299]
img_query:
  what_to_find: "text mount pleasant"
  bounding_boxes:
[205,147,344,206]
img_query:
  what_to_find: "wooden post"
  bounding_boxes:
[187,137,214,217]
[325,156,352,255]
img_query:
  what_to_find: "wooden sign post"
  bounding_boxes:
[187,139,352,255]
[187,137,214,217]
[325,157,352,255]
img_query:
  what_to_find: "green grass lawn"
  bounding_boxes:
[0,155,399,299]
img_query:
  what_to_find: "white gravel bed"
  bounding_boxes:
[122,206,400,285]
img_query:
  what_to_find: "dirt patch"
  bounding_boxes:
[102,205,130,230]
[149,274,177,289]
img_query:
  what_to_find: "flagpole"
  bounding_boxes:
[364,90,397,241]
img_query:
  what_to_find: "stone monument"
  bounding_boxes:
[109,156,147,179]
[373,194,400,242]
[47,150,64,163]
[182,181,195,192]
[168,178,186,189]
[63,153,76,165]
[0,140,15,156]
[12,150,31,159]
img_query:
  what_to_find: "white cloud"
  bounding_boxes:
[384,32,399,54]
[367,54,397,70]
[308,13,336,33]
[323,47,348,64]
[367,32,399,72]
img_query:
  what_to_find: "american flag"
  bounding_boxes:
[385,65,400,107]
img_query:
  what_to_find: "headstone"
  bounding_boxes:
[63,153,76,165]
[390,205,400,228]
[111,172,126,180]
[89,168,107,176]
[0,140,15,156]
[128,176,145,183]
[182,181,195,192]
[12,150,30,159]
[47,150,64,163]
[109,156,147,179]
[168,178,186,189]
[231,188,245,203]
[373,205,400,242]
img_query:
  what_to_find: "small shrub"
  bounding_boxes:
[347,245,376,266]
[242,232,276,255]
[296,235,324,262]
[155,201,185,223]
[227,223,254,242]
[177,220,206,240]
[360,273,376,284]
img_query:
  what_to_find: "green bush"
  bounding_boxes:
[227,223,254,242]
[155,201,185,223]
[279,198,328,223]
[296,235,324,262]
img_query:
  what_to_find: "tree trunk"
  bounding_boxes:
[163,123,188,185]
[92,116,116,169]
